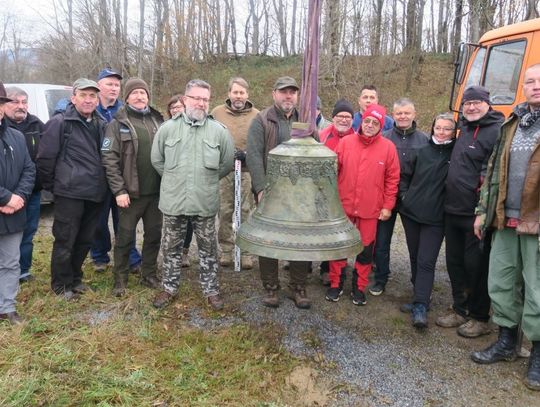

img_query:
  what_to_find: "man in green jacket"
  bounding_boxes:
[471,64,540,391]
[151,79,234,311]
[101,78,164,297]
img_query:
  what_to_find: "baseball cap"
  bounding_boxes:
[97,68,123,81]
[273,76,299,90]
[72,78,100,93]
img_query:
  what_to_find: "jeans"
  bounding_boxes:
[90,190,141,268]
[0,232,23,313]
[373,211,398,286]
[19,191,41,278]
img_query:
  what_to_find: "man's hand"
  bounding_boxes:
[473,215,484,240]
[0,205,15,214]
[116,194,131,208]
[234,150,247,162]
[379,208,392,221]
[6,194,25,212]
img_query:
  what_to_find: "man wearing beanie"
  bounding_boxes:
[37,78,108,299]
[371,98,428,296]
[327,104,400,305]
[101,77,164,297]
[437,85,504,338]
[91,67,142,276]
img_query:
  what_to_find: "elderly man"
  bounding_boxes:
[91,67,142,274]
[211,77,259,270]
[371,98,428,296]
[437,86,504,337]
[151,79,234,311]
[102,78,164,297]
[471,64,540,391]
[352,85,394,133]
[4,86,44,283]
[37,78,108,300]
[0,82,35,325]
[246,76,313,309]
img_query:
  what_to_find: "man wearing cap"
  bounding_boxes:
[0,82,35,325]
[370,98,428,297]
[102,78,164,297]
[37,78,108,299]
[352,85,394,133]
[470,63,540,391]
[316,96,331,130]
[246,76,312,309]
[327,104,399,305]
[151,79,234,311]
[91,68,142,274]
[4,86,44,283]
[211,77,259,270]
[436,85,504,337]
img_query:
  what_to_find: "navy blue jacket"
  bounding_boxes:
[37,103,107,202]
[0,120,35,235]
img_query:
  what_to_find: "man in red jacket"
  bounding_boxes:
[326,104,400,305]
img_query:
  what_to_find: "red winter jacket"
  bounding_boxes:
[336,132,400,219]
[319,124,355,152]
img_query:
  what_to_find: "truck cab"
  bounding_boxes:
[450,18,540,118]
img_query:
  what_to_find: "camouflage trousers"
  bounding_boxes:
[161,214,219,297]
[218,171,254,254]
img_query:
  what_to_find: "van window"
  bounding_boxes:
[484,40,526,105]
[45,89,72,118]
[464,47,486,89]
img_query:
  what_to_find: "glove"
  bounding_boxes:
[234,150,246,162]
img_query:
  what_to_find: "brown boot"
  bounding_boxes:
[207,294,224,310]
[152,291,177,309]
[112,280,127,297]
[262,285,280,308]
[291,285,311,309]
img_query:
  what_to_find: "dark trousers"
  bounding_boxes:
[90,189,141,267]
[114,195,162,281]
[51,196,103,293]
[259,257,310,289]
[373,210,398,285]
[19,190,41,277]
[401,215,445,306]
[444,213,491,322]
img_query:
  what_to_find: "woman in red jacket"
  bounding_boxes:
[326,104,400,305]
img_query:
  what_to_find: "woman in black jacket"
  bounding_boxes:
[399,113,457,328]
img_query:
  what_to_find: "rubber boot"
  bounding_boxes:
[470,326,518,364]
[526,341,540,391]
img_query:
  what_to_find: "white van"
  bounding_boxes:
[5,83,72,123]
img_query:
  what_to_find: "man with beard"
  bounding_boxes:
[246,76,313,309]
[211,77,259,270]
[4,86,44,283]
[151,79,234,311]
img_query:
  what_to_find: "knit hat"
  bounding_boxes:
[462,86,490,104]
[362,104,386,128]
[332,99,354,118]
[124,78,150,100]
[0,82,14,103]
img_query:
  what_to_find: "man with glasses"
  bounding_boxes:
[371,98,428,297]
[151,79,234,311]
[437,86,504,338]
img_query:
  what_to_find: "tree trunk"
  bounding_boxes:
[137,0,145,76]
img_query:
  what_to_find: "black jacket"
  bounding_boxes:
[444,109,505,216]
[36,103,108,202]
[383,121,429,200]
[400,137,455,226]
[0,120,35,235]
[6,113,44,191]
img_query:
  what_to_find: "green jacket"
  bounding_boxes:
[151,113,234,216]
[476,108,540,240]
[102,105,163,198]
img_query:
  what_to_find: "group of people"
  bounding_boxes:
[0,63,539,390]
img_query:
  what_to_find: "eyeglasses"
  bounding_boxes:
[185,95,210,104]
[434,126,455,132]
[463,100,485,108]
[334,114,353,121]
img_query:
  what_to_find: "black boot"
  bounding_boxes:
[526,341,540,391]
[470,326,518,364]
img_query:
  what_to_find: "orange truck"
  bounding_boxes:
[450,17,540,118]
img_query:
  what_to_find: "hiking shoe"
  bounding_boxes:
[436,310,467,328]
[181,248,191,267]
[0,311,23,325]
[207,294,224,311]
[19,274,35,283]
[94,263,108,273]
[325,287,343,302]
[457,319,491,338]
[152,291,176,309]
[112,281,127,297]
[59,290,80,301]
[368,282,385,296]
[471,326,518,364]
[400,302,431,313]
[526,341,540,391]
[411,303,428,329]
[220,252,232,267]
[292,288,311,309]
[72,283,91,294]
[241,255,253,270]
[351,287,367,306]
[140,275,161,289]
[262,286,280,308]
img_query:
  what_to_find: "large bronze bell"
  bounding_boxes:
[237,136,362,261]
